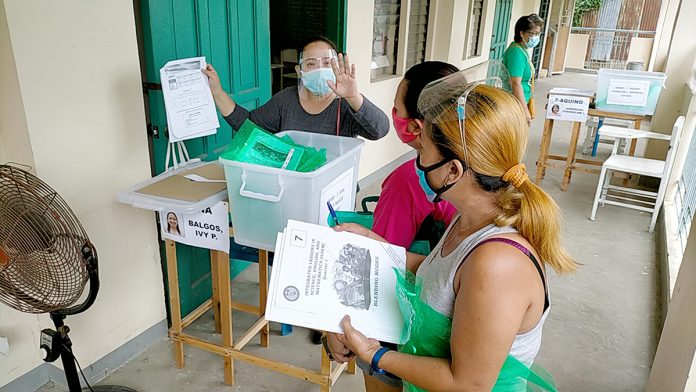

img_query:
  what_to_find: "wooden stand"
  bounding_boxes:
[164,228,355,390]
[535,108,647,191]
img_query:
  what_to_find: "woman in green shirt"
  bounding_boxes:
[502,14,544,126]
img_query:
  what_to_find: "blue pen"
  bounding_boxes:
[327,201,340,226]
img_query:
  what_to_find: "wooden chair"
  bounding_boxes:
[590,116,686,232]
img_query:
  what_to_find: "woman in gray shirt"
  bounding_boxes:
[203,36,389,140]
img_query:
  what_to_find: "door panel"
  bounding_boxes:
[140,0,271,316]
[490,0,512,61]
[533,0,551,77]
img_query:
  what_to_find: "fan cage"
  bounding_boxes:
[0,166,91,314]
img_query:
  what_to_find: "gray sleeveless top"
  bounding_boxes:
[416,217,549,366]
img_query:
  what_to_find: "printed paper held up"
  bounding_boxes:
[266,220,407,344]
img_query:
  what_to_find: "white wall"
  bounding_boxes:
[0,0,165,387]
[646,0,696,159]
[646,214,696,391]
[0,0,33,169]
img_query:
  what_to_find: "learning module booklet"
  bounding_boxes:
[266,219,407,344]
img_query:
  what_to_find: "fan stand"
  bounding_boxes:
[37,245,138,392]
[44,313,138,392]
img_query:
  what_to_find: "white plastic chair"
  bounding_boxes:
[590,116,686,232]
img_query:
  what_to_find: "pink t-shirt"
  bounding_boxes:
[372,158,457,248]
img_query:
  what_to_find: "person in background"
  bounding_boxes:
[203,35,389,139]
[503,14,544,126]
[206,36,389,345]
[331,81,576,391]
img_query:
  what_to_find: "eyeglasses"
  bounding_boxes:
[525,31,541,37]
[299,56,335,71]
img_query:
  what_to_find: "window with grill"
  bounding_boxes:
[465,0,485,59]
[372,0,401,80]
[405,0,430,69]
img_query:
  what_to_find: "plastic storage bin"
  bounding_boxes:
[220,131,365,251]
[595,69,666,115]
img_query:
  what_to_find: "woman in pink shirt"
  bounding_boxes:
[373,61,459,250]
[325,61,459,392]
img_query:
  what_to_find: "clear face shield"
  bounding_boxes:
[297,48,338,100]
[417,60,510,170]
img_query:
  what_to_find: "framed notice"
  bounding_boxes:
[546,94,591,122]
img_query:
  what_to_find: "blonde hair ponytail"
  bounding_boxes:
[423,84,577,274]
[496,181,576,273]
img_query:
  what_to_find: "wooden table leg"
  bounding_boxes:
[259,250,270,348]
[561,121,582,191]
[347,358,356,374]
[210,252,222,334]
[213,249,234,385]
[535,119,554,184]
[321,345,332,392]
[165,239,185,368]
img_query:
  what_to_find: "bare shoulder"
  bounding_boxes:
[454,233,544,293]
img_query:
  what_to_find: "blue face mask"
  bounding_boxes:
[526,35,540,49]
[415,156,454,203]
[301,68,336,96]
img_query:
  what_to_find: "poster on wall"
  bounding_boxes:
[160,201,229,253]
[546,94,591,122]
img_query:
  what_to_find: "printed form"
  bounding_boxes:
[160,57,220,142]
[267,220,407,344]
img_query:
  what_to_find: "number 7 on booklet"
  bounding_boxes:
[266,220,407,344]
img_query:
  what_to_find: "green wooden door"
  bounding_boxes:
[140,0,272,316]
[489,0,512,61]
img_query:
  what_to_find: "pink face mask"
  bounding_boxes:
[391,106,419,144]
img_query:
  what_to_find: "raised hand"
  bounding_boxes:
[327,53,358,100]
[202,64,223,95]
[202,64,235,116]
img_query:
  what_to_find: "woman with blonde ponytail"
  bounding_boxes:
[333,79,576,391]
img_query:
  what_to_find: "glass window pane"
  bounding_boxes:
[405,0,430,70]
[372,0,401,80]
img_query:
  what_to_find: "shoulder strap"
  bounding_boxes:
[463,237,549,311]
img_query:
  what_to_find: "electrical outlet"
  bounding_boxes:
[0,337,9,356]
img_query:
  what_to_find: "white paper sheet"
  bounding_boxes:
[160,57,220,142]
[266,220,407,344]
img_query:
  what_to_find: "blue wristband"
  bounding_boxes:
[369,346,391,375]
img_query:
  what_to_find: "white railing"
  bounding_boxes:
[570,27,656,70]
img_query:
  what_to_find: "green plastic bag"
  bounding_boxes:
[221,120,327,172]
[394,268,558,392]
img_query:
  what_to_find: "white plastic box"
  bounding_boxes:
[595,68,667,115]
[220,131,365,251]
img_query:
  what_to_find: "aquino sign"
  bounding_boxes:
[546,94,591,123]
[160,201,229,253]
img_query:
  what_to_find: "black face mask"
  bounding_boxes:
[415,155,459,203]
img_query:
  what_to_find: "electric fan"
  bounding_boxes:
[0,164,137,392]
